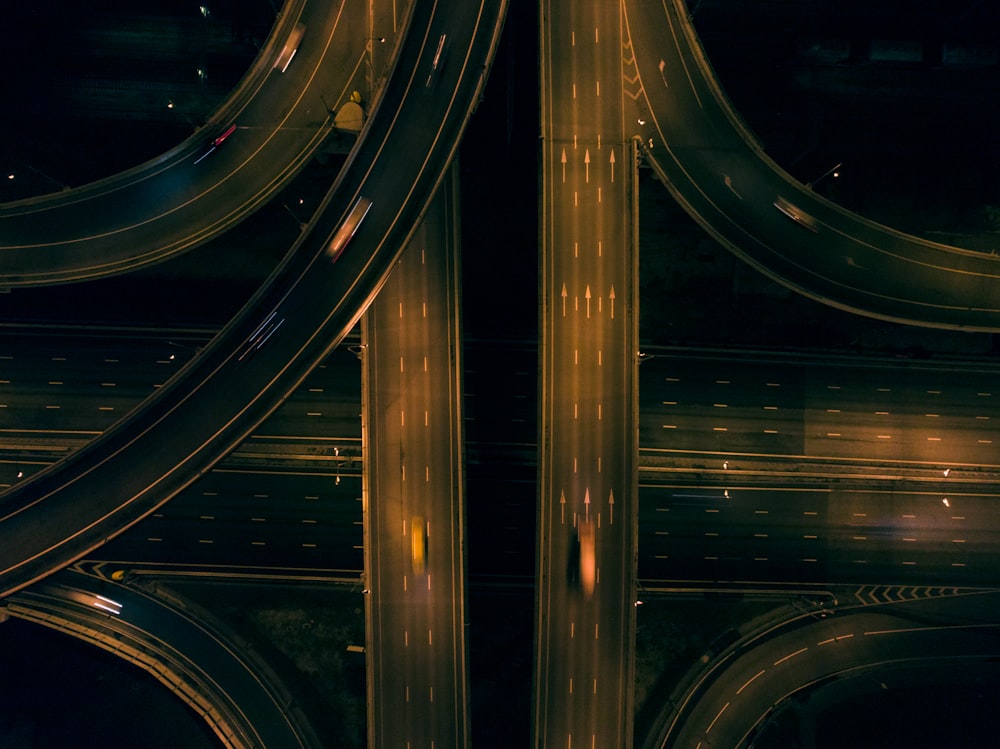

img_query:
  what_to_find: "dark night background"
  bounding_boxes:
[3,1,1000,747]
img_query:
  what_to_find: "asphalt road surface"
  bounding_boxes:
[638,349,1000,586]
[534,0,640,745]
[364,171,471,749]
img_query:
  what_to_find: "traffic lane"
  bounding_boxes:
[465,471,536,577]
[567,225,634,743]
[637,351,1000,461]
[639,355,807,451]
[365,184,469,749]
[643,401,803,455]
[804,411,996,463]
[645,401,998,462]
[0,324,356,392]
[262,395,362,439]
[364,253,434,748]
[402,197,469,586]
[538,5,636,744]
[536,285,615,727]
[538,509,633,745]
[0,331,197,380]
[365,445,454,745]
[362,315,404,747]
[638,480,1000,585]
[364,313,430,747]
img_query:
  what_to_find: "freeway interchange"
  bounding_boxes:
[5,1,1000,748]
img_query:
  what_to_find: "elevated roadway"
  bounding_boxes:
[6,567,320,749]
[625,0,1000,332]
[654,591,1000,749]
[0,0,508,598]
[534,0,640,746]
[363,166,471,749]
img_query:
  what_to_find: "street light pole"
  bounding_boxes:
[807,161,842,189]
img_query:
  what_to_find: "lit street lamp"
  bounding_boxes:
[807,162,842,189]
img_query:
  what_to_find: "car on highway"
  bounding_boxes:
[274,23,305,73]
[91,593,123,615]
[411,516,427,575]
[425,34,448,86]
[578,518,595,598]
[773,195,819,233]
[238,310,285,361]
[212,123,237,148]
[194,123,238,164]
[328,196,373,261]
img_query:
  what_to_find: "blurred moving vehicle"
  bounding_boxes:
[425,34,448,86]
[578,518,595,598]
[328,196,373,261]
[194,123,237,165]
[238,310,285,361]
[411,516,427,575]
[275,23,306,73]
[212,123,237,147]
[773,195,819,233]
